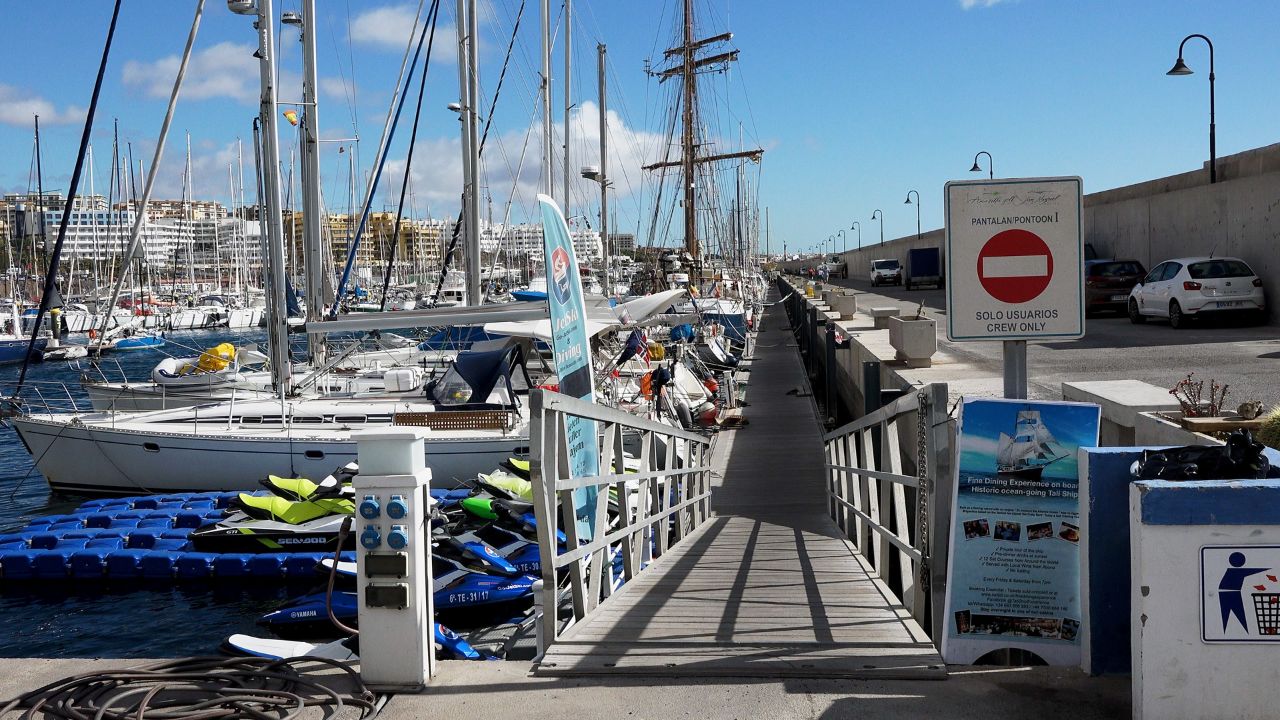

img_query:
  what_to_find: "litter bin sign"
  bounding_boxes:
[1201,545,1280,643]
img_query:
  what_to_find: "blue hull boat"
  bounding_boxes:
[0,338,47,365]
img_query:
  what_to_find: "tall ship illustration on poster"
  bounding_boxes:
[996,409,1069,480]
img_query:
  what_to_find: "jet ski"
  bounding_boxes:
[261,557,536,638]
[224,623,490,661]
[189,486,355,553]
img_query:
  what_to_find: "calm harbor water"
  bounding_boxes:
[0,328,327,658]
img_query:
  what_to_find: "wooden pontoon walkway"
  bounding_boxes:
[537,295,946,679]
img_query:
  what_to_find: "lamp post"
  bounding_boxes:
[850,221,861,249]
[1167,33,1216,183]
[904,190,921,242]
[837,229,846,253]
[871,209,883,246]
[970,151,993,179]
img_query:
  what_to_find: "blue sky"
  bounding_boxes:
[1,1,1276,253]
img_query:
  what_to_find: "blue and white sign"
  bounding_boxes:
[941,398,1100,665]
[537,194,599,539]
[1201,545,1280,642]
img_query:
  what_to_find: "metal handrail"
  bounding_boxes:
[823,382,953,641]
[529,389,715,657]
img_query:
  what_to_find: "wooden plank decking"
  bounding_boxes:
[536,297,946,680]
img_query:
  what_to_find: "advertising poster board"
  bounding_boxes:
[941,398,1101,665]
[537,194,600,539]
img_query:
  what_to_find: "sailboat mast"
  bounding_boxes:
[597,42,608,290]
[185,132,195,293]
[681,0,697,270]
[300,0,325,364]
[456,0,481,304]
[253,0,292,398]
[540,0,552,196]
[562,0,571,217]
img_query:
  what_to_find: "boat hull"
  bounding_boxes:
[0,338,48,365]
[996,464,1046,480]
[13,417,526,495]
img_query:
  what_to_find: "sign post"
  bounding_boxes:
[944,177,1084,398]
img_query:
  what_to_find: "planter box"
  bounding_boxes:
[1134,411,1222,446]
[829,293,857,319]
[887,316,937,368]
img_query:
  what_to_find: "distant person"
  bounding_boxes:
[1220,551,1268,632]
[818,266,828,282]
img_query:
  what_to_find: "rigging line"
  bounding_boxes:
[330,0,429,316]
[378,0,442,312]
[430,0,526,304]
[12,0,126,393]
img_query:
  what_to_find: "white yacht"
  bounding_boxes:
[14,344,534,495]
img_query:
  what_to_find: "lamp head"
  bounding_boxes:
[970,162,982,173]
[1167,57,1193,75]
[904,194,913,205]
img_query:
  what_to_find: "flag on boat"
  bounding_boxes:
[615,328,649,367]
[282,109,299,126]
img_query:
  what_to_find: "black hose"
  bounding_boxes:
[0,655,380,719]
[327,516,360,637]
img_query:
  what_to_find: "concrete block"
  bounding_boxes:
[829,294,858,319]
[868,306,900,329]
[887,316,937,368]
[1062,380,1184,446]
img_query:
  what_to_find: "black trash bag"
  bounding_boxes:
[1131,429,1272,481]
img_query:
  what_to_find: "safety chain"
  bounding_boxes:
[915,389,931,594]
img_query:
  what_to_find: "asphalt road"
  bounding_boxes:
[824,275,1280,411]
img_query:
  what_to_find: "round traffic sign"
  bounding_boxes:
[977,229,1053,304]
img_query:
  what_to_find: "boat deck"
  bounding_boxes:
[536,297,945,679]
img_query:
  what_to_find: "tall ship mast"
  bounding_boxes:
[644,0,763,285]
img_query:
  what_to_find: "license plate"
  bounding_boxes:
[1110,294,1126,301]
[1216,301,1243,308]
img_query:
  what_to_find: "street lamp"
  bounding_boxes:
[837,229,846,252]
[970,151,993,179]
[871,209,883,246]
[904,190,921,242]
[1167,33,1216,183]
[850,221,861,249]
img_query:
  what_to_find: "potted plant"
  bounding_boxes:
[888,302,937,368]
[1167,373,1266,434]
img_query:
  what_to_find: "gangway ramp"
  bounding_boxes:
[536,299,945,679]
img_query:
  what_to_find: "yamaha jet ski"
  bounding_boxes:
[261,557,536,638]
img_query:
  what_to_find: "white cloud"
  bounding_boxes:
[350,4,419,49]
[0,84,86,126]
[960,0,1016,8]
[122,42,260,104]
[376,101,669,228]
[349,3,458,61]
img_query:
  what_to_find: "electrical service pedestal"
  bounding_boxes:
[352,430,433,691]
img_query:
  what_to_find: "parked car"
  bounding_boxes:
[870,259,902,287]
[1085,259,1146,315]
[1128,256,1265,328]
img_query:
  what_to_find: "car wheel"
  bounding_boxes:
[1169,300,1186,329]
[1128,298,1145,324]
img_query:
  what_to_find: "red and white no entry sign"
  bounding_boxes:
[976,228,1053,304]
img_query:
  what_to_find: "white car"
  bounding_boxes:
[870,259,902,286]
[1128,256,1265,328]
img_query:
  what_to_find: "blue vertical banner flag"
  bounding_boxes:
[537,194,599,539]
